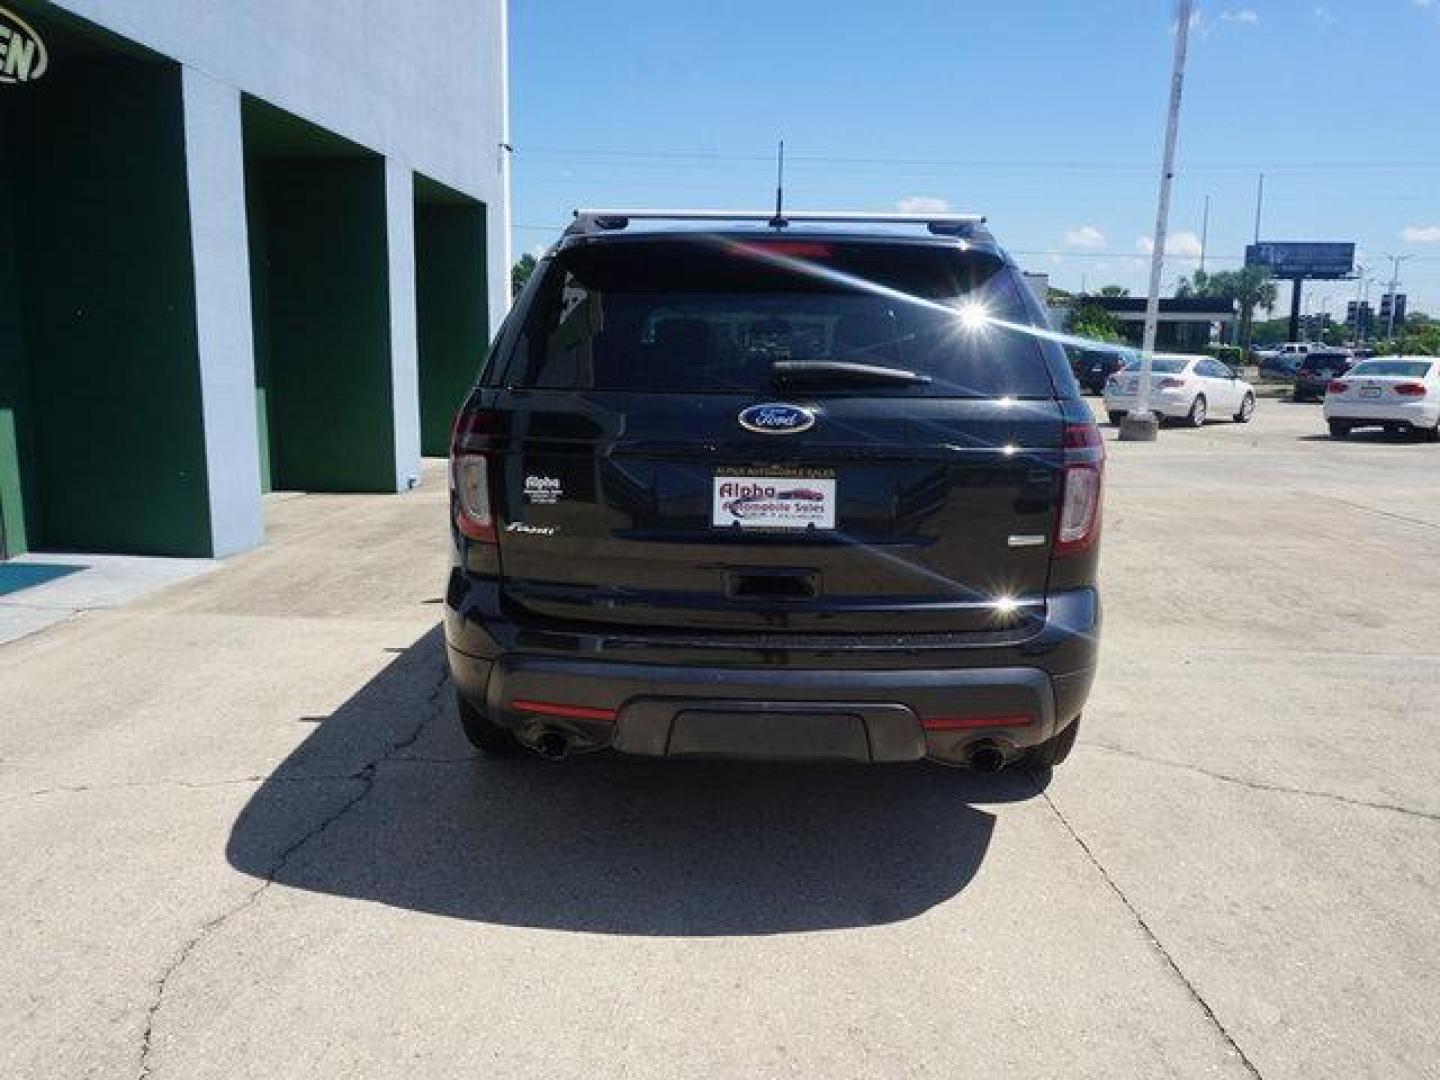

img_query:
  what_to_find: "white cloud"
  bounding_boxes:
[1402,224,1440,243]
[1313,5,1335,24]
[1220,9,1260,24]
[895,195,949,214]
[1137,231,1205,258]
[1063,225,1107,249]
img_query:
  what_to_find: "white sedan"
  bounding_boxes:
[1103,354,1256,427]
[1323,356,1440,441]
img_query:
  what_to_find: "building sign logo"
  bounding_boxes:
[0,5,47,85]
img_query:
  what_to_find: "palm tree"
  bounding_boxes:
[1173,267,1275,350]
[1230,267,1278,352]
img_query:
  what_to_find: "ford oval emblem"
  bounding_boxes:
[738,402,816,435]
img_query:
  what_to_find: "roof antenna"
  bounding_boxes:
[769,139,788,230]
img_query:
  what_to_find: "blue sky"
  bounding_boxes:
[510,1,1440,315]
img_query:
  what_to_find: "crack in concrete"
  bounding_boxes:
[1322,495,1440,533]
[4,773,358,804]
[1035,777,1264,1079]
[135,659,452,1079]
[1084,742,1440,824]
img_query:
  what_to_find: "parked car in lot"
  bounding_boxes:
[1292,350,1353,402]
[1103,354,1256,427]
[1259,352,1304,378]
[445,208,1101,772]
[1266,342,1319,365]
[1068,344,1133,395]
[1323,357,1440,440]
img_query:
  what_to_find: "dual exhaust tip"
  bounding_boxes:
[534,730,570,761]
[966,740,1006,774]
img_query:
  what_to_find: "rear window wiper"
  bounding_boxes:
[771,360,932,386]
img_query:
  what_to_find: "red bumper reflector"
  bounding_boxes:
[509,699,617,722]
[923,714,1035,731]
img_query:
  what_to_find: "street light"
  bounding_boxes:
[1381,253,1414,343]
[1357,275,1376,350]
[1351,265,1367,349]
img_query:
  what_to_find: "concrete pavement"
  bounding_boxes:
[1,398,1437,1078]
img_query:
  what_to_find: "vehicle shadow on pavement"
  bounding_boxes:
[227,626,1041,936]
[1296,431,1429,444]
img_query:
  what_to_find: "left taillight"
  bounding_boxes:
[1056,422,1104,557]
[450,408,498,543]
[1394,382,1428,398]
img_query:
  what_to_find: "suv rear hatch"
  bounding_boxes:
[469,236,1090,637]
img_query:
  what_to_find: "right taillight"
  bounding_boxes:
[450,408,498,543]
[1056,423,1104,557]
[1394,382,1428,397]
[1327,380,1348,395]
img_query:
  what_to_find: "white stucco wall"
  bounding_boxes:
[180,67,265,556]
[48,0,510,327]
[384,159,422,493]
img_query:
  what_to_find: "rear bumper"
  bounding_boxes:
[445,574,1099,764]
[1102,391,1191,418]
[1323,399,1439,427]
[450,649,1094,764]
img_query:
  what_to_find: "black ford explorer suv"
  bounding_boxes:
[444,209,1102,772]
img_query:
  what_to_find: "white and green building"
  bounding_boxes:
[0,0,510,558]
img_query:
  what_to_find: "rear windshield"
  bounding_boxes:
[1120,358,1188,375]
[1300,354,1351,371]
[1348,360,1433,378]
[506,239,1055,397]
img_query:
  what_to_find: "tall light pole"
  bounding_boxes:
[1121,0,1194,443]
[1199,194,1210,275]
[1351,268,1361,346]
[1382,253,1413,343]
[1357,274,1375,349]
[1313,292,1332,343]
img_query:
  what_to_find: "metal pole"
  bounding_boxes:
[1199,194,1209,275]
[1123,0,1193,442]
[1359,277,1373,350]
[1382,253,1412,342]
[1253,173,1264,244]
[1351,265,1365,348]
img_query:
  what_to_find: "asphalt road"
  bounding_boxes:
[2,398,1437,1079]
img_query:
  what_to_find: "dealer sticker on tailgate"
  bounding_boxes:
[712,469,836,530]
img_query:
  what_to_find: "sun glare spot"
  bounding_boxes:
[957,302,989,332]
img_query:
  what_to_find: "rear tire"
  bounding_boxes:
[456,691,521,755]
[1423,423,1440,443]
[1023,717,1081,770]
[1234,392,1255,423]
[1186,395,1207,427]
[1328,420,1350,439]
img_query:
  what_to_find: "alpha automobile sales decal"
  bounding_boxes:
[711,474,837,530]
[0,5,47,84]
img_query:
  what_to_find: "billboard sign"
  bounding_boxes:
[1245,242,1355,280]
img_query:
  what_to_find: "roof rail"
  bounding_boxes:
[566,208,987,238]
